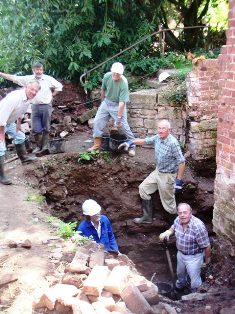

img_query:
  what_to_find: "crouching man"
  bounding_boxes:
[159,203,211,292]
[0,81,41,185]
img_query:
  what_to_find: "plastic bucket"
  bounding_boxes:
[109,133,127,152]
[49,138,66,154]
[154,281,172,297]
[101,135,110,151]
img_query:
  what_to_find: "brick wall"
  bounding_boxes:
[186,59,220,162]
[213,0,235,241]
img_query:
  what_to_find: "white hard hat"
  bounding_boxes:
[158,72,170,83]
[82,199,101,216]
[111,62,124,75]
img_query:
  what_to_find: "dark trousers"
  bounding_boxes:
[31,104,53,133]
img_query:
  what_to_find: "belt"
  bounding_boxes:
[179,250,202,256]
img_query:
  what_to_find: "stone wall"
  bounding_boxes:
[186,59,220,163]
[128,86,186,144]
[213,0,235,242]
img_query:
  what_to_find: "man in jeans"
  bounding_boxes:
[88,62,136,157]
[0,62,63,155]
[159,203,211,292]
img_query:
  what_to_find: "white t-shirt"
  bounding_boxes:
[12,74,63,105]
[0,89,30,126]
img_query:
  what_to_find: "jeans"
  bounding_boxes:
[176,251,204,290]
[31,103,53,133]
[0,123,25,157]
[93,98,135,140]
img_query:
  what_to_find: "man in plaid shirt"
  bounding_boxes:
[119,119,185,224]
[159,203,211,292]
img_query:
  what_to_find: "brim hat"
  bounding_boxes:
[111,62,124,75]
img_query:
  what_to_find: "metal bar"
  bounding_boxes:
[80,25,209,86]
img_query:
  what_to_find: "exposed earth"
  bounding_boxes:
[0,82,235,313]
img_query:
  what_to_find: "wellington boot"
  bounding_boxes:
[87,137,102,152]
[133,199,153,224]
[0,156,12,185]
[32,133,42,154]
[15,143,37,164]
[36,132,50,157]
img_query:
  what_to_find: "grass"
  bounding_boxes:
[25,193,45,203]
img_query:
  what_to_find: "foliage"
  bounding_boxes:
[47,216,77,239]
[162,81,187,106]
[78,150,111,163]
[25,193,45,203]
[0,0,228,87]
[72,232,94,245]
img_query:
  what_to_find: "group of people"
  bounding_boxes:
[0,63,63,185]
[0,61,211,293]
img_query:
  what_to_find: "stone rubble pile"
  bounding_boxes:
[32,241,176,314]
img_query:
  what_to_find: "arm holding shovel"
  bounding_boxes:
[159,228,174,241]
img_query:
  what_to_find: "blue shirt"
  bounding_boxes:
[145,134,185,173]
[77,215,119,252]
[172,215,210,255]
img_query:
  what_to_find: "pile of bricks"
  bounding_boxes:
[32,244,162,314]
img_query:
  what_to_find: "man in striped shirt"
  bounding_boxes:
[159,203,211,292]
[119,119,185,223]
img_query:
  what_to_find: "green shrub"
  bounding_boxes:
[162,81,187,106]
[47,216,77,239]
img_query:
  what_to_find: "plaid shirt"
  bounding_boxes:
[145,134,185,173]
[172,215,210,255]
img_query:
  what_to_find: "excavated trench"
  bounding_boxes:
[26,150,215,297]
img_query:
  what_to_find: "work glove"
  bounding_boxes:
[114,116,122,128]
[159,230,172,241]
[174,179,184,194]
[118,140,135,151]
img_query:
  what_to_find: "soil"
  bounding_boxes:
[1,82,235,313]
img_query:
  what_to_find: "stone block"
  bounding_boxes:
[129,274,149,292]
[72,299,96,314]
[120,284,153,314]
[104,266,130,295]
[144,119,158,129]
[128,117,144,128]
[89,251,105,268]
[113,301,134,314]
[65,263,90,274]
[104,258,120,270]
[33,284,79,310]
[129,89,157,107]
[62,273,87,288]
[129,109,158,119]
[79,107,97,124]
[92,301,112,313]
[190,119,217,133]
[142,283,159,305]
[83,266,110,296]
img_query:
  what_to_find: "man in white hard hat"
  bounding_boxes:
[77,199,119,253]
[88,62,136,157]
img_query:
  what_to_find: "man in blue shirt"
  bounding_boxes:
[77,199,119,253]
[119,119,185,224]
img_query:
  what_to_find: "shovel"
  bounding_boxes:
[163,238,175,289]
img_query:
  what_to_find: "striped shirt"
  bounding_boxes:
[145,134,185,173]
[172,215,210,255]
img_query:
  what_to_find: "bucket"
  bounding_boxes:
[101,135,110,151]
[154,281,172,297]
[48,138,66,154]
[109,133,127,152]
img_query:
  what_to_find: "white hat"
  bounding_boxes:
[111,62,124,75]
[158,72,170,83]
[82,199,101,216]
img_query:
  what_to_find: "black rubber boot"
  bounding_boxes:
[15,143,37,164]
[32,133,42,154]
[0,156,12,185]
[133,199,153,224]
[36,132,49,156]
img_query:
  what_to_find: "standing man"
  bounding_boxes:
[159,203,211,292]
[119,119,185,223]
[0,62,63,155]
[88,62,136,157]
[0,81,41,185]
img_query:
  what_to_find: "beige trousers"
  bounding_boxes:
[139,168,177,214]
